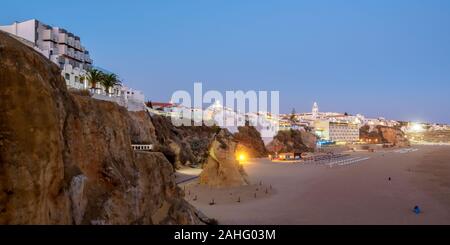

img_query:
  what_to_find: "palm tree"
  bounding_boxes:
[100,73,121,95]
[86,69,104,90]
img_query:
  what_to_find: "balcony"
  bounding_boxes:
[67,36,75,48]
[58,44,68,54]
[58,33,68,44]
[42,30,57,42]
[68,48,76,58]
[58,45,76,58]
[41,40,56,51]
[74,40,82,51]
[74,51,84,62]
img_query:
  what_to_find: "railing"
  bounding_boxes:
[132,144,153,151]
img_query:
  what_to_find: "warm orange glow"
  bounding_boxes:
[237,152,247,163]
[239,154,246,161]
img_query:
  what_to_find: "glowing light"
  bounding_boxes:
[239,154,246,161]
[237,152,247,163]
[410,123,424,132]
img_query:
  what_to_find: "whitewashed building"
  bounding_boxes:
[314,120,360,143]
[1,19,147,111]
[0,19,93,89]
[91,78,146,112]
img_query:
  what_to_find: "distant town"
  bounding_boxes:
[2,19,449,146]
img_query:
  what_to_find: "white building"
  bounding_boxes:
[364,117,399,128]
[91,84,146,112]
[1,19,147,111]
[296,102,345,123]
[314,120,360,143]
[0,19,93,89]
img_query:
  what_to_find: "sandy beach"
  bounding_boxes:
[183,145,450,225]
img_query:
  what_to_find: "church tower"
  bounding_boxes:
[312,102,319,119]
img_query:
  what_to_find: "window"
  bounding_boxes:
[65,73,70,81]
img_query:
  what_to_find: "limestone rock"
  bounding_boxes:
[127,111,157,144]
[151,115,217,166]
[199,130,249,188]
[234,125,267,158]
[267,129,317,153]
[378,126,410,147]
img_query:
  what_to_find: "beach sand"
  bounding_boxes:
[184,145,450,224]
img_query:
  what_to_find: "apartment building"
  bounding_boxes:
[0,19,93,89]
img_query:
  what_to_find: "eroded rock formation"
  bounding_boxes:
[234,125,267,158]
[150,115,219,168]
[0,31,201,225]
[199,130,249,188]
[267,129,317,153]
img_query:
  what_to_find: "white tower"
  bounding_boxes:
[312,102,319,119]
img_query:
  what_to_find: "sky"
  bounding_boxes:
[1,0,450,123]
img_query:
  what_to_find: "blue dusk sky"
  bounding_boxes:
[1,0,450,123]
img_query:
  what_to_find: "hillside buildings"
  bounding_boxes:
[278,102,410,144]
[0,19,93,89]
[1,19,146,111]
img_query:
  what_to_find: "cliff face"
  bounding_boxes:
[151,115,219,167]
[234,125,267,158]
[378,126,410,147]
[127,111,157,145]
[0,31,201,225]
[199,130,249,188]
[360,125,410,147]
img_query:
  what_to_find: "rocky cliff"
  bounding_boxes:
[199,130,249,188]
[0,31,201,225]
[151,116,269,167]
[378,126,410,147]
[234,125,267,158]
[127,111,157,145]
[266,129,317,154]
[360,125,410,147]
[150,115,219,168]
